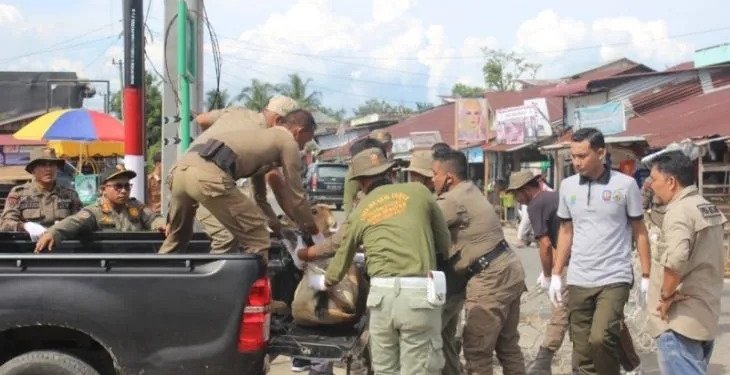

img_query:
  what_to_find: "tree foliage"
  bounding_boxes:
[206,88,230,110]
[451,83,485,98]
[353,99,413,117]
[481,48,540,91]
[236,79,275,111]
[316,106,347,121]
[277,74,322,109]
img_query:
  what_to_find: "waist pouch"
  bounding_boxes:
[190,139,237,177]
[465,240,509,280]
[426,271,447,306]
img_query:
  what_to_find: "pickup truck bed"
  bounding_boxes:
[0,232,368,374]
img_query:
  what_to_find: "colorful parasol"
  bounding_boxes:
[13,108,124,142]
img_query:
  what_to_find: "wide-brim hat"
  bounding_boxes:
[505,170,540,192]
[349,147,395,180]
[101,168,137,184]
[25,147,65,173]
[403,150,434,178]
[265,95,300,117]
[369,129,392,144]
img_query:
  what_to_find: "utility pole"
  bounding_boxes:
[122,0,146,201]
[112,58,124,119]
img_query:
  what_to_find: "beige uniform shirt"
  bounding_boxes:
[181,107,315,231]
[0,181,81,231]
[648,186,727,340]
[436,181,505,272]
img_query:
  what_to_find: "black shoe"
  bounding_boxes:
[291,358,312,372]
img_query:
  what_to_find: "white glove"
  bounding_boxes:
[282,237,306,270]
[353,253,365,264]
[536,273,550,291]
[548,275,563,307]
[308,274,328,291]
[639,277,650,306]
[311,233,326,245]
[23,222,47,242]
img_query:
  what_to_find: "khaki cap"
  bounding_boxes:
[265,95,300,116]
[369,129,392,143]
[403,150,434,178]
[26,147,64,173]
[349,148,395,180]
[101,168,137,184]
[505,170,540,192]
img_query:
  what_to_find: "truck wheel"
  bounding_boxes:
[0,350,99,375]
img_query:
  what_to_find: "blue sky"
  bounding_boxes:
[1,0,729,114]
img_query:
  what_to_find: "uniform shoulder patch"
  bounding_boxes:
[697,203,721,218]
[77,209,92,219]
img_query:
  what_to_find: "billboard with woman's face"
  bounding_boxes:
[455,98,488,146]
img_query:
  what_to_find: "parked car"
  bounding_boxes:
[304,162,348,210]
[0,232,368,375]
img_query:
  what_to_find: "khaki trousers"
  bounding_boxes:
[462,256,526,375]
[441,292,465,375]
[196,203,240,253]
[567,283,630,375]
[543,274,569,352]
[159,165,269,256]
[366,283,444,375]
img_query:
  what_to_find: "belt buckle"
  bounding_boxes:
[479,256,490,269]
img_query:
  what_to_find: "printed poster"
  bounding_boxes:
[455,98,488,145]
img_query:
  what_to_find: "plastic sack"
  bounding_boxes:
[291,259,361,326]
[74,174,99,205]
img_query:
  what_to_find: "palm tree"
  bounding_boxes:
[206,89,230,110]
[276,74,321,109]
[236,79,275,111]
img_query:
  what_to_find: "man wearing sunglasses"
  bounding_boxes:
[34,169,165,252]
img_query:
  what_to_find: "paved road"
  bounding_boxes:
[269,207,730,374]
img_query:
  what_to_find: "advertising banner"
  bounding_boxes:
[455,98,488,145]
[574,101,626,135]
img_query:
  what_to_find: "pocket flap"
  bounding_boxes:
[408,296,436,310]
[365,292,383,308]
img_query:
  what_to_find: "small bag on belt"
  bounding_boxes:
[197,139,237,176]
[426,271,447,306]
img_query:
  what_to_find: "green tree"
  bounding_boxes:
[206,88,230,110]
[353,99,413,117]
[110,72,162,149]
[316,106,347,121]
[415,102,435,111]
[276,74,322,109]
[481,48,540,91]
[451,83,485,98]
[236,79,275,111]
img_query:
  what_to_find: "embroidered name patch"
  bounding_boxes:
[697,203,721,218]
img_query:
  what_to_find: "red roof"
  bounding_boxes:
[620,87,730,147]
[387,103,456,145]
[0,135,44,146]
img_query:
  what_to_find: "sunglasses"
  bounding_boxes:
[106,183,132,191]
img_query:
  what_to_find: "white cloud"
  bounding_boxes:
[592,17,692,63]
[372,0,415,23]
[515,10,587,59]
[0,4,22,24]
[372,20,424,69]
[417,25,454,101]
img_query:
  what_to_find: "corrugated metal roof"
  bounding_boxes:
[387,103,456,145]
[0,135,44,146]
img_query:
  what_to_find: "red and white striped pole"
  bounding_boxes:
[122,0,146,201]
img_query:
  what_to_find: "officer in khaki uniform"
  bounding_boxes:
[432,150,526,375]
[160,109,319,258]
[194,95,302,252]
[0,147,81,233]
[646,151,727,375]
[404,149,464,375]
[342,129,392,216]
[310,147,451,375]
[34,169,165,252]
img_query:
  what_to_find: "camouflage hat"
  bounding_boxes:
[25,147,64,173]
[101,167,137,184]
[349,147,395,180]
[369,129,392,144]
[265,95,300,116]
[505,170,540,192]
[403,150,434,178]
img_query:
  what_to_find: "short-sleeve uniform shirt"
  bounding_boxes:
[557,169,643,287]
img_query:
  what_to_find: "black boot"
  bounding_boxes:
[526,346,555,375]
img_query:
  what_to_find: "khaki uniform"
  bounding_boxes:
[160,107,315,257]
[48,197,165,241]
[0,181,81,231]
[146,172,162,214]
[648,186,728,340]
[325,182,451,374]
[342,168,359,216]
[438,181,526,375]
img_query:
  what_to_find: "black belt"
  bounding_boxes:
[189,139,237,177]
[465,240,510,279]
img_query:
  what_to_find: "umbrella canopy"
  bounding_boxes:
[13,108,124,142]
[48,140,124,158]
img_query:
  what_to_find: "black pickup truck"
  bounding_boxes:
[0,232,368,375]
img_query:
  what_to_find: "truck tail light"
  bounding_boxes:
[238,277,271,352]
[311,173,318,192]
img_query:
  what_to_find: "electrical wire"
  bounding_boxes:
[0,34,119,65]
